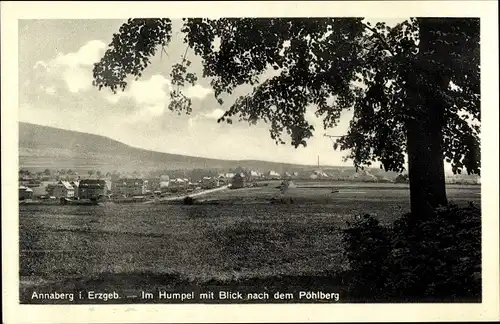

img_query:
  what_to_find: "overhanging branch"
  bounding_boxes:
[362,23,396,57]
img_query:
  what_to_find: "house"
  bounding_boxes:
[78,179,107,199]
[168,178,188,192]
[31,183,51,198]
[51,180,75,198]
[19,186,33,200]
[146,178,161,191]
[70,181,80,197]
[159,175,170,192]
[160,181,170,192]
[201,176,219,189]
[311,170,329,179]
[349,169,377,182]
[112,178,147,198]
[231,173,246,189]
[217,174,227,185]
[267,170,281,180]
[250,170,261,178]
[45,183,56,196]
[104,179,112,192]
[248,170,263,181]
[225,173,235,179]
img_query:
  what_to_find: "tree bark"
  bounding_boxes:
[406,103,448,217]
[405,19,449,218]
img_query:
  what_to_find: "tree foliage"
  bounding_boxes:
[93,18,480,176]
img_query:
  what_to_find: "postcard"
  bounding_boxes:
[2,1,499,323]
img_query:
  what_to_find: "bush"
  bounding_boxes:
[183,196,195,205]
[342,203,481,302]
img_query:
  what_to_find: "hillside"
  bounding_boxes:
[18,122,334,173]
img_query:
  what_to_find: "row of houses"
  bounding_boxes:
[20,177,205,200]
[19,179,108,200]
[18,171,307,201]
[20,168,396,201]
[109,177,195,197]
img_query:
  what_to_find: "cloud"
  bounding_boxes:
[105,74,214,123]
[183,84,213,100]
[42,85,56,95]
[33,40,106,93]
[202,108,225,120]
[105,74,171,120]
[187,108,226,129]
[52,40,106,67]
[107,74,171,104]
[34,60,49,70]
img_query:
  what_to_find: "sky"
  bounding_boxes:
[19,18,405,167]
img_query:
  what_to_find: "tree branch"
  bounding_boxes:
[176,43,191,92]
[362,23,396,57]
[160,46,169,60]
[181,43,190,63]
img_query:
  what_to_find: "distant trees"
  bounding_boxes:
[233,166,246,175]
[395,174,410,184]
[190,169,208,182]
[19,169,31,177]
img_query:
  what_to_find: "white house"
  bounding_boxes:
[267,170,281,179]
[250,170,261,177]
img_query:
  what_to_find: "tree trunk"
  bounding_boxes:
[406,104,448,217]
[405,19,449,217]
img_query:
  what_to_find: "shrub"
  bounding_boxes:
[183,196,195,205]
[342,203,481,302]
[343,214,393,299]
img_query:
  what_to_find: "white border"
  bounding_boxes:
[2,1,499,323]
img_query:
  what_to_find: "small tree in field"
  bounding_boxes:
[93,18,480,218]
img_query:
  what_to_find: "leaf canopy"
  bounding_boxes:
[93,17,480,175]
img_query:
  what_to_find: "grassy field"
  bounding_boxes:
[19,182,480,303]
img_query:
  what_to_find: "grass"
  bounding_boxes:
[19,183,480,304]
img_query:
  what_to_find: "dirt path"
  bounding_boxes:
[143,185,230,204]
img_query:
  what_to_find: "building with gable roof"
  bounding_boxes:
[78,179,107,199]
[19,186,34,200]
[112,178,147,198]
[51,180,75,198]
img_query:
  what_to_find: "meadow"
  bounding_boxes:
[19,182,480,303]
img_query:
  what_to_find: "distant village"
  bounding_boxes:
[18,167,480,202]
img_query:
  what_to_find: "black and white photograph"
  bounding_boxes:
[2,1,499,323]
